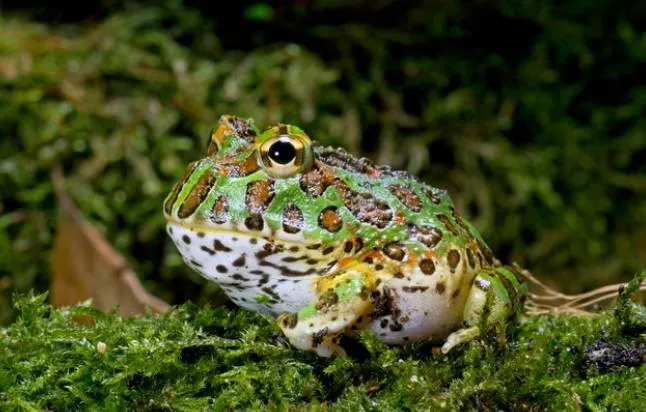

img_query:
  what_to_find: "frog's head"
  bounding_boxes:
[162,114,323,237]
[163,114,369,287]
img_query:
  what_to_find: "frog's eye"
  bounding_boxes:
[257,126,313,178]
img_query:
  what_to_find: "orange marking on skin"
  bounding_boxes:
[423,249,437,259]
[360,250,384,262]
[394,212,406,225]
[406,250,418,271]
[338,256,357,269]
[367,169,382,177]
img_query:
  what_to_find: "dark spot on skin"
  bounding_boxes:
[197,232,205,238]
[436,213,458,236]
[451,208,471,232]
[466,248,476,268]
[178,170,217,218]
[323,260,338,273]
[383,242,405,261]
[318,206,343,233]
[375,264,384,271]
[245,180,275,216]
[435,282,446,294]
[312,327,329,347]
[380,319,389,328]
[389,184,422,212]
[282,256,303,263]
[211,195,229,224]
[232,273,249,281]
[249,270,264,275]
[478,240,495,265]
[393,271,405,279]
[409,224,442,249]
[306,243,321,250]
[315,290,339,311]
[354,238,364,252]
[363,256,374,264]
[182,235,191,244]
[245,214,264,231]
[452,289,461,299]
[389,322,403,332]
[419,258,435,275]
[283,204,304,234]
[261,287,281,301]
[216,265,228,273]
[289,246,300,252]
[307,258,319,265]
[299,164,335,197]
[200,245,215,255]
[282,314,298,329]
[447,249,461,272]
[344,241,354,253]
[258,274,270,285]
[322,246,335,255]
[249,238,258,245]
[189,259,202,267]
[213,239,232,252]
[425,189,441,205]
[402,286,429,293]
[339,186,393,229]
[232,255,246,267]
[371,287,399,320]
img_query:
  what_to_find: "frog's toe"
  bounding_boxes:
[441,326,480,354]
[277,312,346,357]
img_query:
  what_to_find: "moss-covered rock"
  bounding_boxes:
[2,272,644,411]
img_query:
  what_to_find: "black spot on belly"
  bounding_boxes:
[216,265,228,273]
[435,282,446,294]
[232,255,246,267]
[182,235,191,244]
[213,239,232,252]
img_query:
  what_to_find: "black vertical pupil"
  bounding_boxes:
[268,140,297,164]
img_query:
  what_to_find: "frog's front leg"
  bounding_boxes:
[277,264,376,357]
[442,266,526,354]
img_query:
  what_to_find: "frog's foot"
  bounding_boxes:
[442,266,526,354]
[277,266,376,357]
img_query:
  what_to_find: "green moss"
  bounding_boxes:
[2,1,646,324]
[2,273,644,411]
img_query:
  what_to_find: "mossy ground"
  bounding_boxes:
[2,272,645,411]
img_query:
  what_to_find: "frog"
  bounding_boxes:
[163,114,527,357]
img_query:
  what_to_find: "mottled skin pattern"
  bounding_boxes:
[164,115,526,357]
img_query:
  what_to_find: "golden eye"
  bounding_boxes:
[257,125,313,177]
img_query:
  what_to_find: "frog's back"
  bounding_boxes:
[310,145,499,342]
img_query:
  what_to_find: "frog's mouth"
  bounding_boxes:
[165,221,345,283]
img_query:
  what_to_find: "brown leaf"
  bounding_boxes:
[50,165,170,319]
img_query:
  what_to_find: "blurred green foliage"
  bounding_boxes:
[1,281,645,410]
[1,0,645,323]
